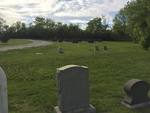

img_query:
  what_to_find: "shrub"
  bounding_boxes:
[0,35,9,43]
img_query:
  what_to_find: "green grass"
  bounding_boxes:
[0,39,32,47]
[0,41,150,113]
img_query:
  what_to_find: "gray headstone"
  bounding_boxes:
[57,48,64,54]
[0,67,8,113]
[95,46,99,51]
[55,65,96,113]
[122,79,150,108]
[103,46,108,51]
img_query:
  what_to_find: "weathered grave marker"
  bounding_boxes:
[104,46,108,51]
[93,45,99,56]
[0,67,8,113]
[57,48,64,54]
[122,79,150,108]
[55,65,96,113]
[95,45,99,51]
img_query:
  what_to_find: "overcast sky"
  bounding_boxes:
[0,0,131,26]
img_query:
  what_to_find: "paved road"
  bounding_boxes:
[0,40,52,52]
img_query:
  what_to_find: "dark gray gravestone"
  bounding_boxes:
[103,46,108,51]
[57,48,64,54]
[55,65,96,113]
[122,79,150,108]
[95,46,99,51]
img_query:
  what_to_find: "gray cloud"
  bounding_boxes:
[0,0,131,26]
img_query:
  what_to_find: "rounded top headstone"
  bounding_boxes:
[57,65,88,73]
[124,79,150,97]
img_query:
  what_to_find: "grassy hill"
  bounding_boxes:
[0,39,32,48]
[0,41,150,113]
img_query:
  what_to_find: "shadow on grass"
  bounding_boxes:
[133,106,150,113]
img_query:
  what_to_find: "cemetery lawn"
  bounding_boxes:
[0,39,32,47]
[0,41,150,113]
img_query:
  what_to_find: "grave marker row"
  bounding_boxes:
[122,79,150,108]
[1,65,150,113]
[54,65,150,113]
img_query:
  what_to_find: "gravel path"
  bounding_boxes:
[0,40,52,52]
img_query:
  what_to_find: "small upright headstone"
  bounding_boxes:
[55,65,96,113]
[95,46,99,51]
[104,46,108,51]
[122,79,150,108]
[0,67,8,113]
[57,48,64,54]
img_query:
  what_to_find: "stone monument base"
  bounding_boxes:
[121,101,150,109]
[54,104,96,113]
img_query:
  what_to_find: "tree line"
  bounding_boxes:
[0,16,130,43]
[1,0,150,50]
[113,0,150,50]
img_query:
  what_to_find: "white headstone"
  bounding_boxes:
[0,67,8,113]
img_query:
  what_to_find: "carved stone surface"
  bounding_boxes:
[122,79,150,108]
[55,65,96,113]
[0,67,8,113]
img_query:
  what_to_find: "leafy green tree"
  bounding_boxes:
[0,16,118,42]
[0,17,5,33]
[118,0,150,49]
[86,17,108,34]
[113,9,127,35]
[0,17,10,43]
[11,21,26,32]
[9,21,27,39]
[45,18,55,29]
[34,17,45,28]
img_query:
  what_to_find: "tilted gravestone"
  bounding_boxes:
[0,67,8,113]
[122,79,150,108]
[55,65,96,113]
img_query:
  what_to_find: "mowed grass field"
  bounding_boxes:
[0,39,32,47]
[0,41,150,113]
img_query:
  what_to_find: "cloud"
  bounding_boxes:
[0,0,131,26]
[52,0,131,25]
